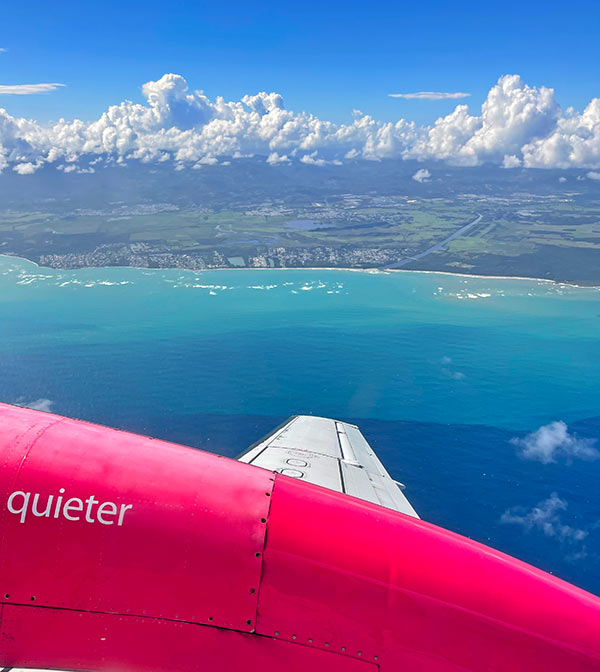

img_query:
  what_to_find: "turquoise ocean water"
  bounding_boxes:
[1,255,599,593]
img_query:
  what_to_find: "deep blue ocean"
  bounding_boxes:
[1,255,599,594]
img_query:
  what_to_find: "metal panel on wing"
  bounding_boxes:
[240,415,419,517]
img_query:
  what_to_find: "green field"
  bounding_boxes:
[0,160,599,283]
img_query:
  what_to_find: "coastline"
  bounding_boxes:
[387,267,600,289]
[2,253,599,290]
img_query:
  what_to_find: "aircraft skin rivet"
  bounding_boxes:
[255,552,261,558]
[341,647,346,652]
[246,619,252,626]
[274,631,279,636]
[3,594,8,599]
[358,651,362,656]
[374,656,379,661]
[292,634,296,639]
[249,588,256,594]
[260,518,267,523]
[30,596,36,601]
[265,492,271,497]
[325,642,329,647]
[308,638,312,643]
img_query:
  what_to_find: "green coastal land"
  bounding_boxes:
[0,159,598,285]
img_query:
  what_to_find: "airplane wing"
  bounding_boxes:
[238,415,418,518]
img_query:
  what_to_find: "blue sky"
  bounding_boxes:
[1,0,599,125]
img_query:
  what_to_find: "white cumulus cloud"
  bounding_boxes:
[511,421,599,464]
[18,398,54,412]
[0,73,600,174]
[266,151,290,164]
[13,162,40,174]
[408,75,562,166]
[501,493,588,545]
[412,168,431,182]
[522,98,600,169]
[389,91,470,100]
[502,154,521,168]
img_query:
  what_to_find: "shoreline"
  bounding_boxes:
[2,253,599,290]
[387,268,599,289]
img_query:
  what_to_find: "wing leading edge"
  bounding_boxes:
[239,415,418,518]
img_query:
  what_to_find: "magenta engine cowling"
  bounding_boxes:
[0,402,598,672]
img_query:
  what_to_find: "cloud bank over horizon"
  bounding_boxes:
[1,73,600,175]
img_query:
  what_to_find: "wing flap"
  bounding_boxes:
[239,415,418,517]
[268,415,343,458]
[246,446,343,492]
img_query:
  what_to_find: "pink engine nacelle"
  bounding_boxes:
[0,402,599,671]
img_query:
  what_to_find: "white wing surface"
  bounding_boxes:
[239,415,418,518]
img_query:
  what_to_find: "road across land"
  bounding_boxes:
[385,213,483,269]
